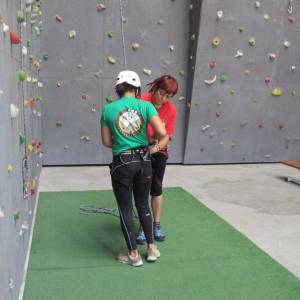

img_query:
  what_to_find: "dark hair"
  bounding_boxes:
[147,75,178,96]
[115,82,141,98]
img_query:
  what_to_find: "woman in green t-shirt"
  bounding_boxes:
[101,71,166,267]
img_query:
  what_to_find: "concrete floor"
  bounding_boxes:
[39,163,300,278]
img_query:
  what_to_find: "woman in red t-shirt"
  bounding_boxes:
[137,75,178,244]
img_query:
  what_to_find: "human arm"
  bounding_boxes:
[101,126,112,148]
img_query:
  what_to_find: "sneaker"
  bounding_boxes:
[117,253,143,267]
[136,229,146,245]
[154,225,166,242]
[146,247,161,262]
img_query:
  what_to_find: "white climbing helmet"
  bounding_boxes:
[116,70,141,88]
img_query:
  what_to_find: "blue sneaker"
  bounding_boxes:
[136,230,146,245]
[154,225,165,242]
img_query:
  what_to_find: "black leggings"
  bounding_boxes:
[110,152,154,251]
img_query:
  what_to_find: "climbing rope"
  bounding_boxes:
[119,0,127,69]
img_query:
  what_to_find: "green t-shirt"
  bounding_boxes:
[100,96,158,156]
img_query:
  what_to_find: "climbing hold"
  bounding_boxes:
[278,123,284,130]
[239,27,245,33]
[291,90,296,96]
[56,121,63,127]
[80,136,91,142]
[241,120,249,126]
[3,23,9,33]
[265,154,271,159]
[19,134,25,145]
[190,33,196,41]
[77,64,83,69]
[81,94,87,101]
[268,53,276,60]
[169,45,175,52]
[22,46,28,55]
[178,96,185,102]
[96,3,106,12]
[179,69,185,77]
[230,89,235,95]
[216,112,221,118]
[26,76,32,83]
[9,278,14,290]
[107,56,116,64]
[248,37,256,47]
[91,108,96,113]
[16,10,25,23]
[27,144,33,154]
[0,90,3,96]
[107,31,113,38]
[0,207,4,219]
[10,32,21,44]
[64,145,69,150]
[54,14,63,22]
[94,70,103,78]
[212,37,221,47]
[68,30,76,39]
[244,69,251,75]
[106,96,113,103]
[43,53,49,60]
[0,16,3,24]
[258,123,263,129]
[216,10,223,20]
[209,61,216,69]
[7,164,13,173]
[202,125,211,132]
[272,88,282,96]
[218,101,222,105]
[204,75,217,85]
[288,15,295,23]
[254,1,261,8]
[121,17,127,23]
[26,39,32,47]
[220,73,228,83]
[143,68,152,76]
[263,14,270,21]
[291,65,296,71]
[284,40,291,48]
[56,82,61,87]
[264,76,271,84]
[157,19,164,25]
[235,50,244,58]
[10,104,19,118]
[132,43,140,51]
[14,211,20,222]
[230,142,237,148]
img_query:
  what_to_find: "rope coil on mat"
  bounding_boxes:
[79,204,139,219]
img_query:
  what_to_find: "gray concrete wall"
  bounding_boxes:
[0,1,43,299]
[184,0,300,163]
[41,0,189,165]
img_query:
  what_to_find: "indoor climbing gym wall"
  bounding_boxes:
[184,0,300,164]
[0,1,43,299]
[41,0,189,165]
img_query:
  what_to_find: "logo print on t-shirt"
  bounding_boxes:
[116,109,144,137]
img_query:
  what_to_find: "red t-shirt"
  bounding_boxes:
[140,93,177,140]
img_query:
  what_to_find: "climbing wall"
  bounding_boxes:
[0,1,43,299]
[41,0,189,165]
[184,0,300,163]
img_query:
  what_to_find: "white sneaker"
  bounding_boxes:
[146,247,161,262]
[117,253,143,267]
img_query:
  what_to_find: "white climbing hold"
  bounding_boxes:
[10,104,19,118]
[269,53,276,60]
[22,46,28,55]
[241,120,249,126]
[216,10,223,20]
[157,20,164,25]
[169,45,175,52]
[9,278,14,289]
[80,136,90,142]
[0,89,4,96]
[235,50,244,58]
[143,68,152,76]
[204,75,217,85]
[178,96,185,102]
[284,40,291,48]
[91,108,96,113]
[254,1,261,8]
[263,14,270,21]
[0,207,5,218]
[3,23,9,32]
[291,65,296,71]
[202,125,211,132]
[68,30,76,39]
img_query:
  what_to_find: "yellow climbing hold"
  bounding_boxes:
[272,88,282,96]
[28,144,33,153]
[106,56,116,64]
[7,164,13,173]
[212,37,221,47]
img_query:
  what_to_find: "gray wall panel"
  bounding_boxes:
[42,0,189,165]
[0,1,43,299]
[184,0,300,163]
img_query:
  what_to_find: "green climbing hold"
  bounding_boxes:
[14,211,20,222]
[106,96,114,103]
[56,121,63,127]
[107,31,113,38]
[220,73,228,83]
[42,53,49,60]
[121,17,127,23]
[248,37,256,47]
[17,69,26,83]
[36,95,43,101]
[107,56,116,64]
[19,134,25,146]
[239,27,245,33]
[16,10,25,23]
[26,40,32,48]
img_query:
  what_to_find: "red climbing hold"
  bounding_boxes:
[10,32,21,44]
